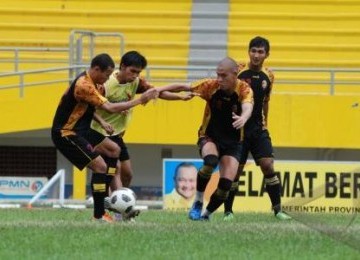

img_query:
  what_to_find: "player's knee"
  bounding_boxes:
[92,158,108,173]
[260,159,274,175]
[203,154,219,169]
[111,145,121,158]
[199,155,218,178]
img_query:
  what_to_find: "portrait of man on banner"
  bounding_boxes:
[163,159,219,210]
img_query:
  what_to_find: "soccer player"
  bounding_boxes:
[51,53,158,223]
[91,50,192,220]
[174,57,254,220]
[223,36,291,221]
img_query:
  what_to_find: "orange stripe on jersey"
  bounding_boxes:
[191,79,219,101]
[262,67,274,102]
[75,75,107,106]
[235,80,253,104]
[60,102,88,137]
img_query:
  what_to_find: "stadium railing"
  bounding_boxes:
[1,65,360,96]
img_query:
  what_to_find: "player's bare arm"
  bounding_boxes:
[142,83,194,101]
[263,99,269,127]
[232,102,253,130]
[100,88,158,113]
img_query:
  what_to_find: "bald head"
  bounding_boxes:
[217,57,239,75]
[216,57,239,93]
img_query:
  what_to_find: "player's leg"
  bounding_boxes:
[118,138,133,188]
[255,130,291,220]
[201,154,239,220]
[223,165,243,221]
[88,156,113,222]
[91,132,121,195]
[223,140,249,220]
[120,160,133,188]
[189,137,219,220]
[110,137,138,221]
[52,132,112,222]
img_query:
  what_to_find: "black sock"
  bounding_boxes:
[196,165,213,192]
[265,174,281,214]
[206,178,232,213]
[91,173,107,218]
[105,175,114,196]
[103,156,117,195]
[224,179,239,213]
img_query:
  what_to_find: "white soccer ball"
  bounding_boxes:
[109,188,136,213]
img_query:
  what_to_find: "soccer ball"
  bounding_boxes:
[109,188,136,213]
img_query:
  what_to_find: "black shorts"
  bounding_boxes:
[51,128,106,170]
[240,129,274,165]
[197,136,242,162]
[108,135,130,161]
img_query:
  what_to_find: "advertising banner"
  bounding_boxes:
[163,159,360,213]
[0,176,47,199]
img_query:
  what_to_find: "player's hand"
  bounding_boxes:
[101,122,114,135]
[96,84,105,96]
[121,109,130,115]
[232,112,246,129]
[181,92,200,100]
[140,88,159,104]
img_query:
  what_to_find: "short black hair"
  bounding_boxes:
[90,53,115,71]
[174,162,197,180]
[120,51,147,69]
[249,36,270,53]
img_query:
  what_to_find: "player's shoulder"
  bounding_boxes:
[263,67,274,80]
[238,62,247,72]
[76,72,93,89]
[191,78,217,88]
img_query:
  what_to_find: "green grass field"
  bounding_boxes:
[0,208,358,259]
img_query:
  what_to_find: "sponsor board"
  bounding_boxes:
[163,159,360,213]
[0,176,48,199]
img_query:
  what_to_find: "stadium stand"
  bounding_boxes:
[0,0,192,75]
[228,0,360,94]
[0,0,359,139]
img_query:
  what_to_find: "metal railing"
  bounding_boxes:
[145,66,360,95]
[0,64,359,97]
[0,47,69,72]
[0,65,87,97]
[272,67,360,95]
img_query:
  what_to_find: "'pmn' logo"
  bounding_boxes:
[31,181,43,192]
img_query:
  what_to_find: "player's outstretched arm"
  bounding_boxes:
[100,88,158,113]
[157,83,197,101]
[156,83,191,93]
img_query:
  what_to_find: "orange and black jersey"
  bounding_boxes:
[238,63,274,131]
[52,71,108,137]
[191,79,253,145]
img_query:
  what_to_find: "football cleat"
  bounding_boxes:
[200,215,210,221]
[188,201,203,220]
[113,213,123,222]
[275,211,292,220]
[93,212,114,223]
[123,209,140,222]
[223,212,234,222]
